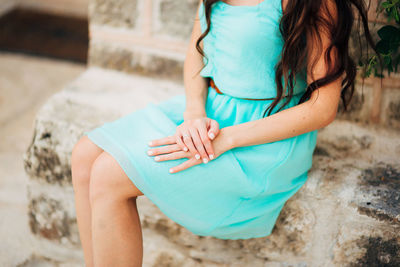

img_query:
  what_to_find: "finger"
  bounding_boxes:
[208,120,220,140]
[175,133,188,152]
[169,157,202,174]
[181,131,200,160]
[148,135,175,147]
[153,151,190,162]
[147,144,181,156]
[189,127,209,163]
[197,125,215,160]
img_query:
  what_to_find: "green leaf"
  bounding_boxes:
[381,2,393,8]
[377,25,400,42]
[384,54,392,65]
[377,40,393,54]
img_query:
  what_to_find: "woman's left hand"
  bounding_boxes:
[147,127,233,174]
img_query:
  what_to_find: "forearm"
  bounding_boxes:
[224,99,335,150]
[182,12,209,121]
[183,57,208,120]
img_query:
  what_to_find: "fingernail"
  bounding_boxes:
[148,141,153,146]
[154,156,160,161]
[195,154,200,160]
[183,147,188,151]
[203,158,208,164]
[147,150,153,155]
[209,154,214,160]
[169,169,174,173]
[209,132,215,139]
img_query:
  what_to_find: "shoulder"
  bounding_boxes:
[281,0,287,13]
[281,0,338,21]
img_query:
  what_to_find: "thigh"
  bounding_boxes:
[89,151,144,200]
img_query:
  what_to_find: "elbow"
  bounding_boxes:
[306,99,338,129]
[322,108,337,128]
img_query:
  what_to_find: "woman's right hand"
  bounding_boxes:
[175,115,220,163]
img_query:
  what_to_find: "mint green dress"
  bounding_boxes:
[84,0,318,240]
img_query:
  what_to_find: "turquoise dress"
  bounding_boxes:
[84,0,318,240]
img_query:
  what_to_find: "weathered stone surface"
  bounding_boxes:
[357,162,400,224]
[155,0,198,40]
[382,87,400,129]
[351,236,400,266]
[333,225,400,266]
[388,100,400,127]
[89,0,139,28]
[333,78,400,131]
[349,21,383,63]
[23,67,400,266]
[24,128,72,186]
[28,195,75,244]
[88,41,183,82]
[336,84,373,123]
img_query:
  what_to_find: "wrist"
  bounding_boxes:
[220,126,236,151]
[183,109,207,120]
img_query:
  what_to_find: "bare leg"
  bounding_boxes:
[89,151,144,267]
[71,135,104,267]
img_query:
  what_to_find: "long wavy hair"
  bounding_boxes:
[195,0,382,118]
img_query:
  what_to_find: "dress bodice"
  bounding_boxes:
[198,0,308,99]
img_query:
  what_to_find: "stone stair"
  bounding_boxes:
[21,0,400,265]
[22,66,400,266]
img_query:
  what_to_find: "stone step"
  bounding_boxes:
[23,67,400,266]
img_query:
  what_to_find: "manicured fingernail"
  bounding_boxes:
[148,141,153,146]
[147,150,153,155]
[203,158,208,164]
[209,132,215,139]
[183,147,188,151]
[169,169,174,173]
[209,154,214,160]
[154,156,160,161]
[195,154,200,159]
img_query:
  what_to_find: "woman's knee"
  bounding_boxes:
[71,135,103,188]
[89,152,143,205]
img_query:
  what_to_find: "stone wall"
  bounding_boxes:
[88,0,196,82]
[88,0,400,130]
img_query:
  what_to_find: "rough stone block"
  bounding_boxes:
[88,41,183,82]
[23,67,400,266]
[382,87,400,129]
[89,0,139,28]
[154,0,198,40]
[336,83,374,123]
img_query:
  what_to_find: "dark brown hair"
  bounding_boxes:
[195,0,382,118]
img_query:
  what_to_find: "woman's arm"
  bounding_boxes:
[223,0,342,150]
[183,0,209,120]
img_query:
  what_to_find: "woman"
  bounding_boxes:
[71,0,379,266]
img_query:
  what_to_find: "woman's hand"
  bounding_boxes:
[173,116,220,163]
[147,127,233,174]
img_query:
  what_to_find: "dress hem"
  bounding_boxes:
[83,128,277,240]
[84,128,160,196]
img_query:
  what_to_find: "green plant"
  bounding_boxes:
[363,0,400,78]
